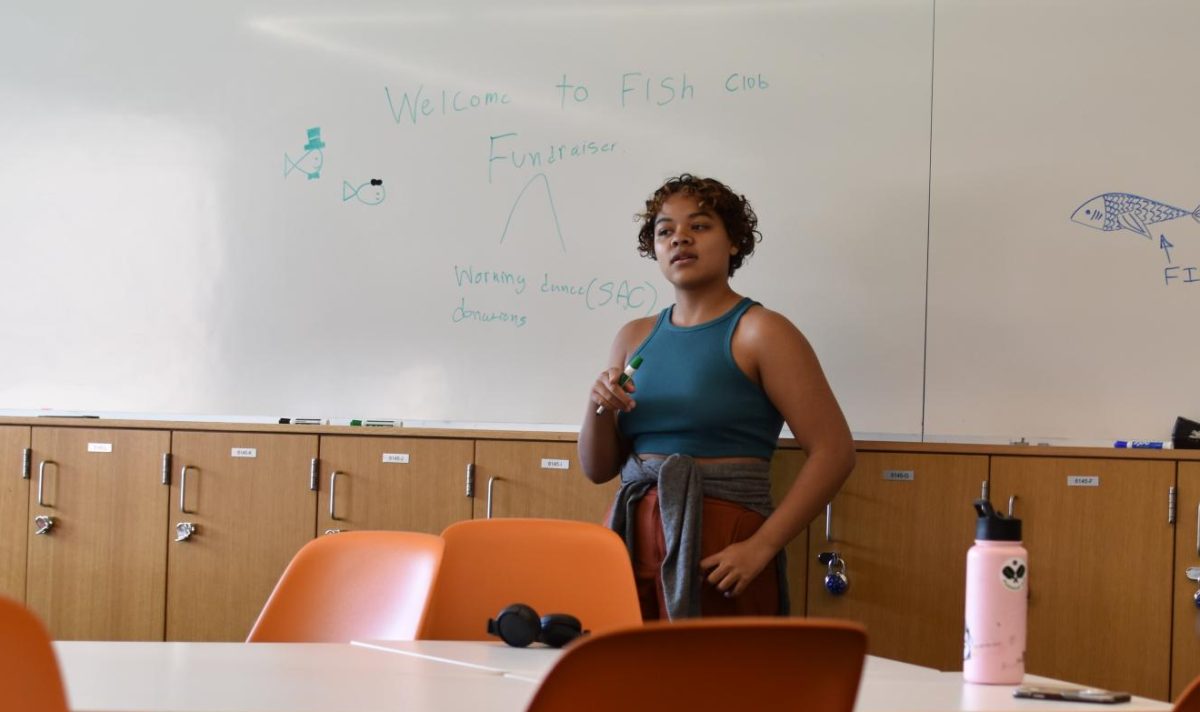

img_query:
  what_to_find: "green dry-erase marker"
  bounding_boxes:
[596,355,643,415]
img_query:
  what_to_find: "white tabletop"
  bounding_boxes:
[55,641,538,712]
[56,640,1173,712]
[854,672,1171,712]
[354,639,1173,712]
[353,639,947,683]
[354,639,563,682]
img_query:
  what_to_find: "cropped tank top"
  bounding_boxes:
[618,297,784,459]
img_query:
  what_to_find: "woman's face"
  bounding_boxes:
[652,193,736,287]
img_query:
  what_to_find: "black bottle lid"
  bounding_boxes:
[974,499,1022,541]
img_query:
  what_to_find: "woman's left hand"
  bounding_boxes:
[699,538,777,598]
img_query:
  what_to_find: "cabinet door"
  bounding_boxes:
[769,449,809,617]
[1173,462,1200,700]
[474,441,619,522]
[807,452,986,671]
[991,456,1173,700]
[165,432,318,642]
[0,426,31,602]
[317,436,474,534]
[27,427,170,640]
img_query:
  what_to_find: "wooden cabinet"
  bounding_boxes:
[2,414,1195,690]
[26,427,170,640]
[473,440,619,522]
[768,448,809,617]
[316,435,474,534]
[1172,462,1200,700]
[806,451,985,671]
[990,456,1174,701]
[0,426,30,602]
[165,432,318,642]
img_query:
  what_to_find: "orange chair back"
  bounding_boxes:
[1177,674,1200,712]
[526,617,868,712]
[0,596,70,712]
[418,518,641,641]
[247,530,444,642]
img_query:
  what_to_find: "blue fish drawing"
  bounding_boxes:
[1071,192,1200,239]
[343,178,385,205]
[284,150,324,180]
[284,127,326,180]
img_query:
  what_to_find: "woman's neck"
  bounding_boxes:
[670,286,742,327]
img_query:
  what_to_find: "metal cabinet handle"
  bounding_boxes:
[179,465,198,514]
[825,501,834,542]
[34,515,54,535]
[37,460,57,507]
[329,471,343,521]
[1007,495,1018,517]
[175,522,197,542]
[487,476,501,519]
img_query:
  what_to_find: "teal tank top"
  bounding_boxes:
[618,297,784,459]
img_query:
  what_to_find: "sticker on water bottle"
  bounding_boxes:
[1000,557,1027,591]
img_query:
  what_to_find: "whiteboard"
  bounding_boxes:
[925,0,1200,443]
[0,0,933,436]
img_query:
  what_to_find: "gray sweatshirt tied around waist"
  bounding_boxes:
[608,453,790,620]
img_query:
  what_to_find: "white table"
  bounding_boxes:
[353,639,563,682]
[55,641,537,712]
[853,672,1172,712]
[56,640,1174,712]
[353,639,949,684]
[355,639,1174,712]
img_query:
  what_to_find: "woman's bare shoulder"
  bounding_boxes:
[615,314,659,352]
[739,303,807,344]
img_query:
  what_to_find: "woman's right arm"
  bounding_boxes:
[577,319,649,483]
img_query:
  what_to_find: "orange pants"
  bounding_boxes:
[632,487,780,620]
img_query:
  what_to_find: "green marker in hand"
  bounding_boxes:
[596,355,643,415]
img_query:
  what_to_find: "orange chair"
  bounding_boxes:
[1177,674,1200,712]
[247,530,444,643]
[526,617,868,712]
[0,596,70,712]
[418,518,641,641]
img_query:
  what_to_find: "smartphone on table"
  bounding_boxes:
[1014,684,1131,704]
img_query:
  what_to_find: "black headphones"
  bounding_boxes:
[486,603,584,648]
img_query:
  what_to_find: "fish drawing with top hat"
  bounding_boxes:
[343,178,386,205]
[284,127,326,180]
[1071,192,1200,239]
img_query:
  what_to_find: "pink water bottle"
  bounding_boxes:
[963,499,1027,684]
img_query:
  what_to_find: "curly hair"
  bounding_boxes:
[636,174,761,277]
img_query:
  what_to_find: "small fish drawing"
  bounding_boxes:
[284,150,324,180]
[1071,192,1200,239]
[343,178,385,205]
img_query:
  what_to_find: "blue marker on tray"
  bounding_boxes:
[1113,440,1172,449]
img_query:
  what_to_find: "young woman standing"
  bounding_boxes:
[578,174,855,620]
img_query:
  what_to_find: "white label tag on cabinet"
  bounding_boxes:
[231,448,258,458]
[382,453,410,464]
[1067,475,1099,487]
[882,470,914,481]
[87,442,113,453]
[541,458,570,470]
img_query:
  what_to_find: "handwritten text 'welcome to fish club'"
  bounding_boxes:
[386,71,771,125]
